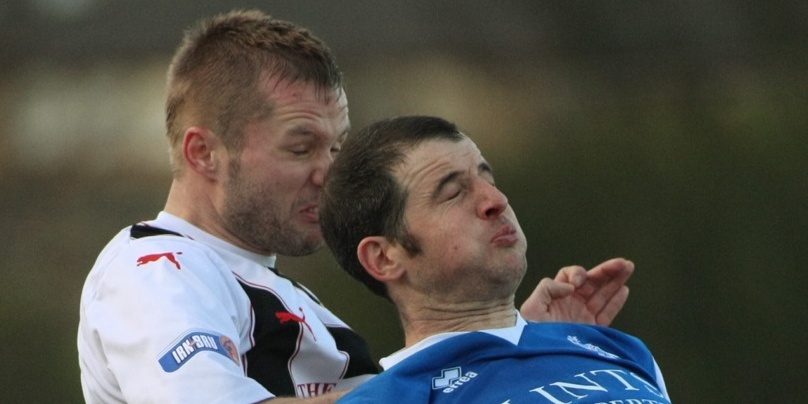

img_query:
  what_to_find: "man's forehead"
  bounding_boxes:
[261,73,346,103]
[409,136,480,163]
[395,137,482,185]
[256,75,349,126]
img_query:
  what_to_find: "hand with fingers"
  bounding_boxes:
[519,258,634,326]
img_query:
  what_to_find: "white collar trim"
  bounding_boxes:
[379,311,526,370]
[152,211,277,268]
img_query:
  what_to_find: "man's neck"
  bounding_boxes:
[164,180,250,252]
[399,300,517,347]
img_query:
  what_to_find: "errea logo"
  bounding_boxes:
[432,366,478,393]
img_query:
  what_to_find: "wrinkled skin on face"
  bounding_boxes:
[393,137,528,304]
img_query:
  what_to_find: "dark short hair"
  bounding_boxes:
[320,116,465,298]
[165,9,343,175]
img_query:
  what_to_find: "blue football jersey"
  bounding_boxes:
[339,321,670,403]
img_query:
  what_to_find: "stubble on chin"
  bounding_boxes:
[223,161,325,256]
[276,220,325,256]
[224,200,322,256]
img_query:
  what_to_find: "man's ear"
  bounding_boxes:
[182,126,222,180]
[357,236,405,283]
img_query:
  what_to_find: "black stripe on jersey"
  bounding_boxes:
[130,224,184,239]
[327,327,380,378]
[238,280,299,396]
[237,280,379,397]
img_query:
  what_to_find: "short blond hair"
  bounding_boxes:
[165,9,343,174]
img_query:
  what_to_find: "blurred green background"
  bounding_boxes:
[1,1,805,402]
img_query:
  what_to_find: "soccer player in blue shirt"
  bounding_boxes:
[320,115,671,403]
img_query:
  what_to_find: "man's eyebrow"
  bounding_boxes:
[287,125,317,137]
[287,124,350,138]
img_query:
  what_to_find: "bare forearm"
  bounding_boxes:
[256,390,347,403]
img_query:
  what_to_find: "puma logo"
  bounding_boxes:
[136,252,183,270]
[276,307,316,340]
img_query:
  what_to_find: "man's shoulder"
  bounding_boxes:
[86,223,233,289]
[388,322,649,371]
[522,321,648,351]
[96,225,207,266]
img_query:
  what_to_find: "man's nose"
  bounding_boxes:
[477,180,509,219]
[310,153,334,186]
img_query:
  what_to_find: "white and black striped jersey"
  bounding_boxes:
[78,211,378,403]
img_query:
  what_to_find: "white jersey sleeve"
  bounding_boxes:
[78,229,271,403]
